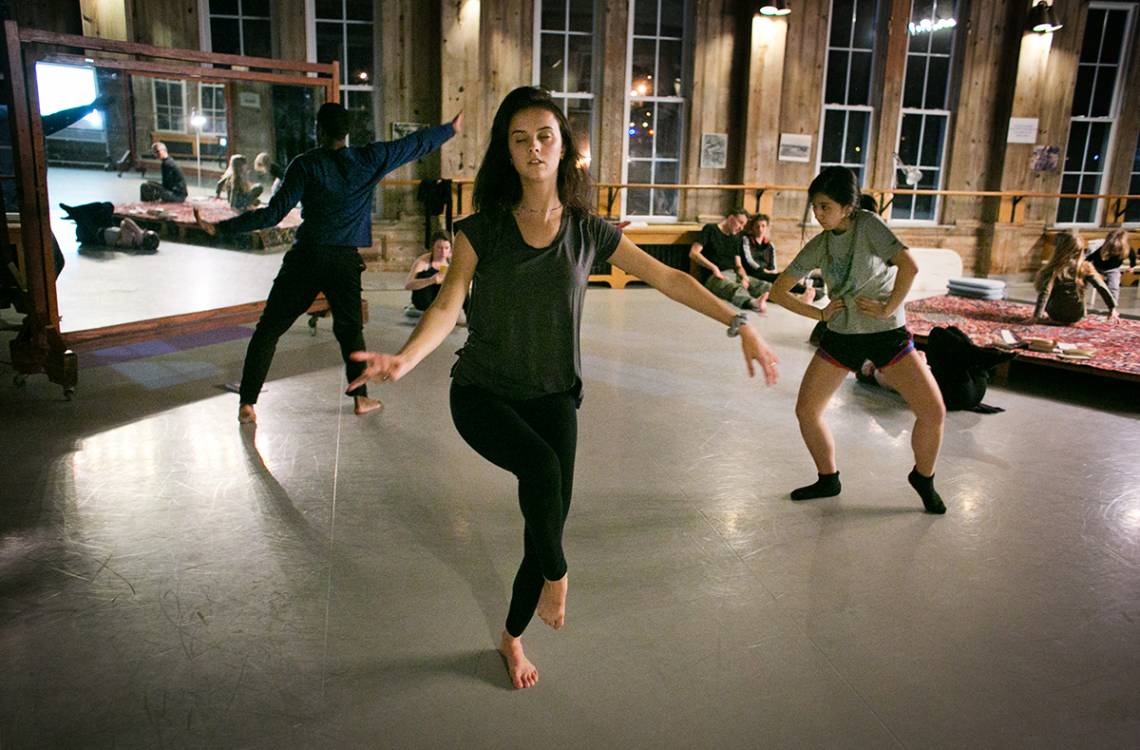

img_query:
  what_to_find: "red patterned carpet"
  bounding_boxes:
[114,198,301,249]
[905,295,1140,380]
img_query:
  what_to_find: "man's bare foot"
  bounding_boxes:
[536,574,567,630]
[354,395,382,415]
[751,293,769,314]
[498,631,538,689]
[799,286,817,303]
[238,404,256,424]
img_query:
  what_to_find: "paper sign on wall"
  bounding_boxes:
[778,133,811,163]
[1007,117,1038,144]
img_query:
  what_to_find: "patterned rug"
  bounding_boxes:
[114,198,301,250]
[904,295,1140,380]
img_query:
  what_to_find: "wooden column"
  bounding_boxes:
[441,0,483,181]
[79,0,133,41]
[741,11,788,215]
[480,0,533,123]
[684,0,743,220]
[867,0,911,197]
[131,0,199,49]
[596,0,630,212]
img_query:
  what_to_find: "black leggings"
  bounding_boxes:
[239,245,368,404]
[449,381,578,637]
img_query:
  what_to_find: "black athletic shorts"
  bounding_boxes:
[817,326,914,372]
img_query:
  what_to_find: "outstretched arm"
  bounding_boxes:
[372,112,463,175]
[610,236,778,384]
[347,230,476,389]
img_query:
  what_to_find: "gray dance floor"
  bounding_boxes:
[2,288,1138,748]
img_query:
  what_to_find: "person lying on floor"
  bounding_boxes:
[60,201,160,253]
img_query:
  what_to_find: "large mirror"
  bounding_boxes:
[36,62,328,332]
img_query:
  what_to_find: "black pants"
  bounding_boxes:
[239,245,368,404]
[449,381,578,637]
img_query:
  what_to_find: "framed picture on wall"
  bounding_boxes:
[700,133,728,169]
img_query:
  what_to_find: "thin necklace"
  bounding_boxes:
[514,204,563,215]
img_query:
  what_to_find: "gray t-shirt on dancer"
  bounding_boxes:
[784,209,907,334]
[451,209,622,400]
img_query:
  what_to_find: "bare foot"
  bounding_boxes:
[799,286,817,303]
[536,574,567,630]
[751,293,769,314]
[354,395,382,415]
[238,404,256,424]
[498,631,538,689]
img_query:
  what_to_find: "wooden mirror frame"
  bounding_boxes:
[3,21,339,395]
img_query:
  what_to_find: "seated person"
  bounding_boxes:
[689,207,768,312]
[1085,228,1134,306]
[140,142,188,203]
[742,212,818,300]
[404,232,468,321]
[1033,231,1117,324]
[216,154,263,211]
[60,201,160,252]
[253,151,285,197]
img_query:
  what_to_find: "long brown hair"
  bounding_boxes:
[1100,228,1130,261]
[472,86,593,216]
[1035,232,1096,291]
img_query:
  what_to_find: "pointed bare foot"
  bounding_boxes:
[498,631,538,689]
[799,286,817,303]
[536,574,567,630]
[354,395,382,415]
[751,292,769,314]
[238,404,256,424]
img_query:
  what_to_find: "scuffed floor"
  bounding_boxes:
[2,288,1137,749]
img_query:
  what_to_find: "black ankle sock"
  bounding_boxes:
[908,468,946,514]
[791,472,841,501]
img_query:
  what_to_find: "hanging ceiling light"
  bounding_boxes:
[758,0,790,17]
[1026,1,1063,33]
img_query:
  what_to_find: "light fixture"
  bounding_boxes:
[1026,1,1062,33]
[758,0,790,17]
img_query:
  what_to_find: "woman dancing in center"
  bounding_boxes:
[349,87,779,689]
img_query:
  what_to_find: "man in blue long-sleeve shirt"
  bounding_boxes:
[197,102,462,424]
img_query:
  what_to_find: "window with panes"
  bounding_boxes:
[625,0,686,219]
[199,84,227,135]
[153,80,186,133]
[205,0,272,58]
[892,0,958,222]
[1057,3,1134,225]
[314,0,376,146]
[819,0,880,185]
[535,0,598,172]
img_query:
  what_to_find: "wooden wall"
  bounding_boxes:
[30,0,1140,274]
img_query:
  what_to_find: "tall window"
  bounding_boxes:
[535,0,597,171]
[153,79,186,133]
[1125,133,1140,225]
[314,0,375,145]
[819,0,880,184]
[625,0,686,219]
[1058,3,1134,225]
[199,84,227,135]
[892,0,958,222]
[205,0,272,58]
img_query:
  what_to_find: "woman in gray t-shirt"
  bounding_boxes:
[348,86,780,691]
[770,167,948,515]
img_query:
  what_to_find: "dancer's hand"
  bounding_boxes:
[450,111,464,133]
[740,325,779,385]
[347,351,409,392]
[854,295,894,319]
[820,297,845,321]
[193,207,217,237]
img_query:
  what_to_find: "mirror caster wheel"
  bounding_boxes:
[308,316,318,336]
[63,387,76,401]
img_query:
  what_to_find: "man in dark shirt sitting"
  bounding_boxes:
[140,142,188,203]
[196,103,461,424]
[689,207,768,312]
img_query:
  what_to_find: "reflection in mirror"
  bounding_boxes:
[37,62,325,332]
